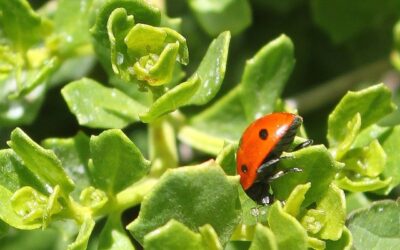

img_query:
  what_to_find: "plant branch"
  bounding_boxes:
[114,177,158,212]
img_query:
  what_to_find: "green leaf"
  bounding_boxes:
[335,176,392,192]
[198,224,223,250]
[380,125,400,192]
[225,241,251,250]
[249,224,278,250]
[188,31,231,105]
[187,86,248,142]
[0,149,45,193]
[301,209,326,235]
[125,24,188,63]
[145,221,222,250]
[127,161,240,245]
[268,202,307,250]
[238,187,268,226]
[48,56,96,88]
[342,140,386,178]
[68,218,95,250]
[52,0,93,55]
[109,75,152,106]
[0,81,46,126]
[352,124,390,148]
[143,220,205,250]
[284,183,311,218]
[125,24,188,86]
[7,128,74,195]
[107,8,135,80]
[180,86,247,154]
[240,35,295,121]
[89,129,150,196]
[347,200,400,250]
[178,126,226,155]
[271,145,341,207]
[334,113,361,160]
[90,0,161,73]
[79,186,109,213]
[188,0,251,36]
[133,42,179,86]
[345,192,371,214]
[315,184,346,240]
[0,184,41,230]
[0,0,51,51]
[0,228,64,250]
[327,84,396,147]
[61,78,146,129]
[216,143,238,176]
[307,237,326,250]
[42,132,91,199]
[11,186,62,228]
[325,226,352,250]
[98,214,135,250]
[9,57,60,99]
[351,124,400,193]
[140,75,200,122]
[311,0,400,43]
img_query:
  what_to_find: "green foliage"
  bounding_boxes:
[188,31,231,105]
[0,0,51,51]
[327,84,398,193]
[269,202,308,249]
[89,129,150,195]
[8,128,75,195]
[188,0,252,36]
[98,214,135,250]
[140,75,200,122]
[0,0,95,126]
[179,34,295,152]
[127,161,240,245]
[347,200,400,249]
[1,0,400,249]
[240,35,295,121]
[61,78,146,128]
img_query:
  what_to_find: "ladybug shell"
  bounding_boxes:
[236,112,301,190]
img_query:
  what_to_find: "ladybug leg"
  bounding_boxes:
[268,167,302,181]
[293,139,313,151]
[257,156,296,176]
[256,158,280,175]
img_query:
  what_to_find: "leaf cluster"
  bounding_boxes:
[1,0,400,250]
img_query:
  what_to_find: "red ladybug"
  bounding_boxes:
[236,112,312,205]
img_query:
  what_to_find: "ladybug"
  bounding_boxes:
[236,112,312,205]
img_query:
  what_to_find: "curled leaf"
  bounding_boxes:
[123,24,188,86]
[11,186,62,227]
[79,186,108,212]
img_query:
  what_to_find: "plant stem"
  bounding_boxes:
[114,177,158,211]
[289,60,392,114]
[64,197,92,225]
[148,117,178,177]
[146,84,179,176]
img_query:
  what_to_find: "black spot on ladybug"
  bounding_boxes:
[259,129,268,140]
[241,164,248,173]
